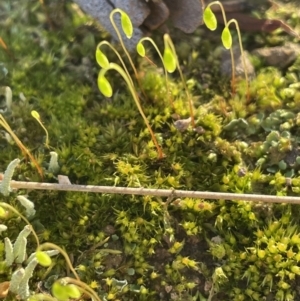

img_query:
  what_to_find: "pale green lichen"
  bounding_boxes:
[4,237,14,267]
[9,268,25,295]
[18,258,38,300]
[48,151,60,174]
[13,225,31,264]
[0,159,20,196]
[17,196,36,218]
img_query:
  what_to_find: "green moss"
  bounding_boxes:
[1,0,300,300]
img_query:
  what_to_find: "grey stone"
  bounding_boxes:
[221,46,255,79]
[74,0,146,50]
[73,0,204,50]
[252,43,300,69]
[163,0,204,33]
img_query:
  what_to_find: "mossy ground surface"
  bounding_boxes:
[1,1,300,300]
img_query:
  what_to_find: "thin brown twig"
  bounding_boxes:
[3,180,300,204]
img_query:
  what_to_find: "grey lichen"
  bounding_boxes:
[0,159,20,196]
[48,151,60,174]
[4,237,14,267]
[18,258,38,300]
[9,268,25,295]
[13,225,31,264]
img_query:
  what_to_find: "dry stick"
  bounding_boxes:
[4,180,300,204]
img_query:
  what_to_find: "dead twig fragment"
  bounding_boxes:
[3,180,300,205]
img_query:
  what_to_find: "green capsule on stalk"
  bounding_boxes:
[97,73,113,98]
[203,7,217,30]
[221,26,232,49]
[120,11,133,38]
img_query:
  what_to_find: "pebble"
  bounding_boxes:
[252,43,300,69]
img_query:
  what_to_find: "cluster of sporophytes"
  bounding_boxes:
[1,0,300,300]
[95,2,254,160]
[95,8,199,159]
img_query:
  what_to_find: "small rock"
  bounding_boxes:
[58,175,72,185]
[221,46,255,79]
[163,0,204,33]
[143,1,169,30]
[252,43,300,69]
[74,0,204,50]
[174,117,191,132]
[103,224,116,235]
[74,0,146,50]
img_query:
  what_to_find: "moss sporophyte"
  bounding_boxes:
[203,1,249,100]
[96,5,251,159]
[96,9,164,159]
[96,8,201,158]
